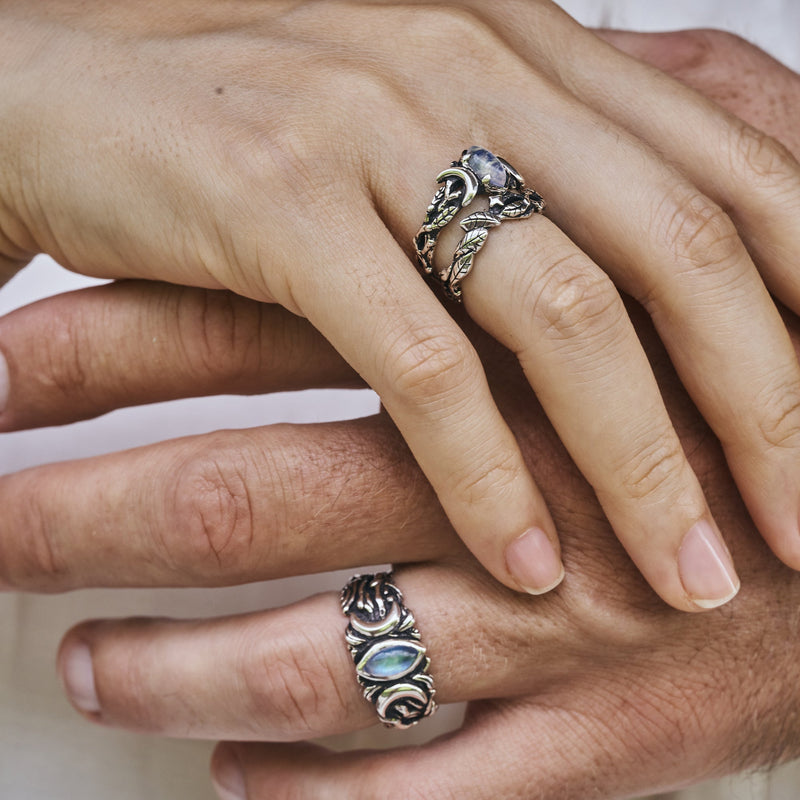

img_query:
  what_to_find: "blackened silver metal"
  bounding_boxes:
[414,146,545,301]
[341,572,437,729]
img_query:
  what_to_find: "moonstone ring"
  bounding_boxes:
[414,146,545,301]
[341,572,437,729]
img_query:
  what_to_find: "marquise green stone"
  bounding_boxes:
[363,645,420,680]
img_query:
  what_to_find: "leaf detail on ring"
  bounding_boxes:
[460,210,500,231]
[430,202,460,230]
[498,196,535,219]
[449,252,475,286]
[456,226,489,253]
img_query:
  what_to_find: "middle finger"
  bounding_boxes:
[0,415,454,592]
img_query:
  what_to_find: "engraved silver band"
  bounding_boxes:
[341,571,437,729]
[414,146,545,301]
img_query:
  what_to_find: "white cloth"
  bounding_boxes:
[2,2,799,798]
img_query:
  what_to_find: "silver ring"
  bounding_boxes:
[414,146,545,301]
[341,571,437,729]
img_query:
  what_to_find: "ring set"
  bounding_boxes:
[341,148,541,730]
[414,146,545,301]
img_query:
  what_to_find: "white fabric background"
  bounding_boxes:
[1,2,799,798]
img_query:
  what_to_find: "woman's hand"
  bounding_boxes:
[4,2,800,609]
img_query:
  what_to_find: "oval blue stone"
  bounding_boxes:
[361,644,421,680]
[465,146,506,189]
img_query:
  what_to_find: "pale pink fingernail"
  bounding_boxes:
[505,527,565,595]
[0,350,8,413]
[212,745,247,800]
[59,640,101,714]
[678,520,740,609]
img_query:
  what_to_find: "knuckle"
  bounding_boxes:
[655,189,745,281]
[387,327,479,410]
[0,475,66,591]
[396,5,507,85]
[728,123,800,195]
[175,289,260,379]
[243,627,351,737]
[166,436,257,578]
[94,621,163,732]
[528,254,624,343]
[38,304,91,399]
[450,448,525,507]
[752,374,800,450]
[412,5,488,51]
[614,431,688,502]
[661,29,748,73]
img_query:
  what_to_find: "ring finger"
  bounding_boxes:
[56,564,540,740]
[459,215,738,610]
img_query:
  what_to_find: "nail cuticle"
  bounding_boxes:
[521,563,565,596]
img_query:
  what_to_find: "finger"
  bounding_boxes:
[56,566,546,740]
[426,3,800,572]
[0,417,455,592]
[208,701,638,800]
[0,281,360,431]
[211,690,695,800]
[462,214,737,611]
[592,29,800,160]
[478,2,800,310]
[0,253,25,289]
[280,207,562,594]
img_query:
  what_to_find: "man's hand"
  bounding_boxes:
[1,25,800,800]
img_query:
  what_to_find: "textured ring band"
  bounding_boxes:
[414,146,545,301]
[341,572,437,729]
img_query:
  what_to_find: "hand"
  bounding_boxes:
[4,3,800,608]
[28,288,800,797]
[1,279,794,800]
[0,30,798,799]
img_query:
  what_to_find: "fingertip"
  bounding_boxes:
[504,527,565,595]
[677,520,740,611]
[762,518,800,574]
[57,630,101,717]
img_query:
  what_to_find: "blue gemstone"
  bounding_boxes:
[465,146,507,189]
[361,644,422,680]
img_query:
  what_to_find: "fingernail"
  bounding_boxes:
[0,350,8,413]
[505,527,565,595]
[678,520,740,609]
[60,640,101,714]
[212,745,247,800]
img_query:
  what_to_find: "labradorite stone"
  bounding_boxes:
[465,146,506,188]
[363,644,419,679]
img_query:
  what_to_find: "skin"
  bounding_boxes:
[0,28,800,798]
[4,3,800,609]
